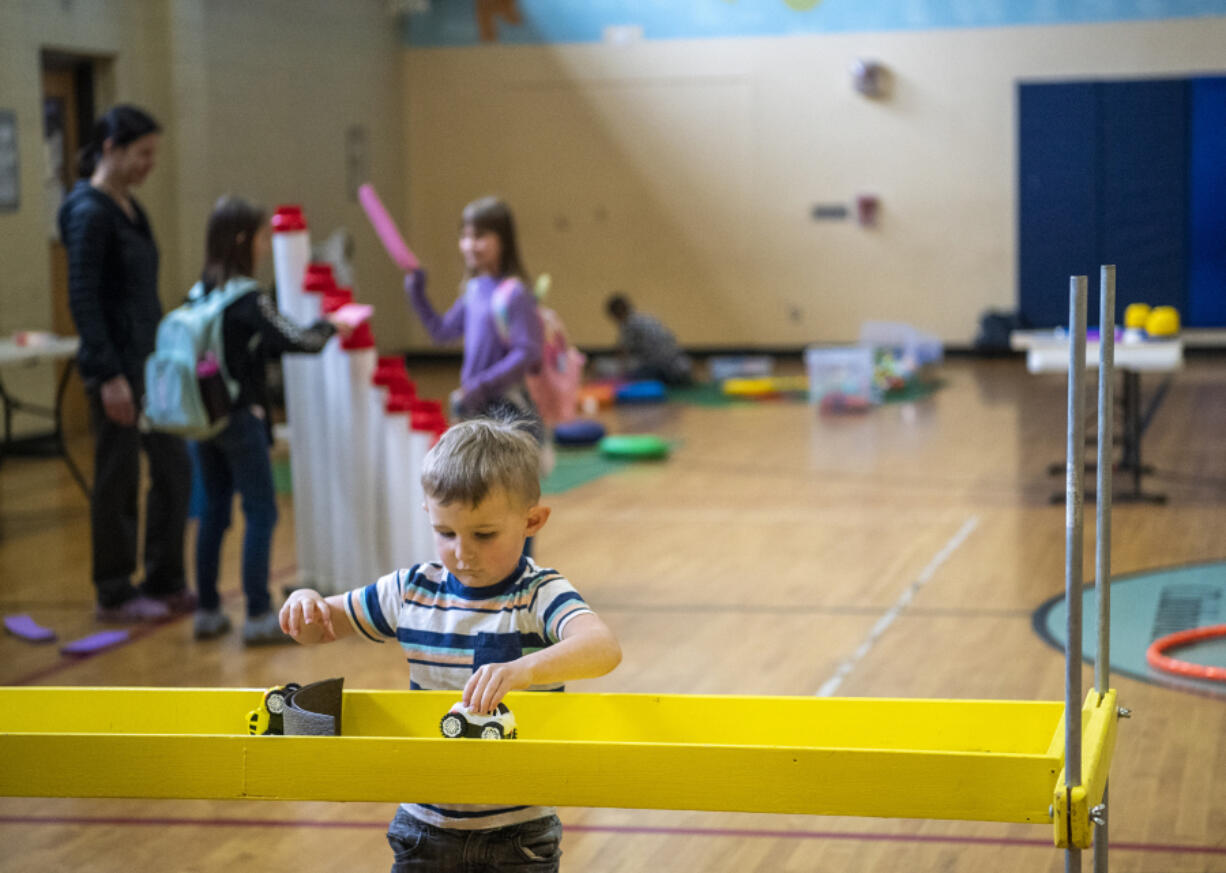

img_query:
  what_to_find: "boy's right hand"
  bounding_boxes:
[279,590,336,645]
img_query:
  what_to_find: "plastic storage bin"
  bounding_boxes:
[805,345,877,410]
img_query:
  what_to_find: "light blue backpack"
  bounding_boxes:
[142,277,257,439]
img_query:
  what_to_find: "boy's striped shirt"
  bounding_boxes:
[344,556,592,829]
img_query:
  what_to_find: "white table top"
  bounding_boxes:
[1010,329,1183,374]
[0,336,80,367]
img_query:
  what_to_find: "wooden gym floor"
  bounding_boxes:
[1,355,1224,872]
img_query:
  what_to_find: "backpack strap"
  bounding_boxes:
[490,277,522,345]
[193,277,261,400]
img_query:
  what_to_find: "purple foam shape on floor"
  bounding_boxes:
[3,614,58,643]
[59,629,130,655]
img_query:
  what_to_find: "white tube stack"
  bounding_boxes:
[382,388,418,572]
[318,287,379,593]
[370,358,409,573]
[269,204,449,595]
[270,206,320,590]
[409,400,447,563]
[348,339,380,587]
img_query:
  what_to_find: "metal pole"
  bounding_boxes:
[1093,265,1115,873]
[1065,275,1087,873]
[1095,265,1114,696]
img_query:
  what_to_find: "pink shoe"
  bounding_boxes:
[96,595,171,623]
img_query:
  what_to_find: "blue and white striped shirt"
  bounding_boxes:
[345,556,592,829]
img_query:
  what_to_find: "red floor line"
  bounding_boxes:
[0,815,1222,855]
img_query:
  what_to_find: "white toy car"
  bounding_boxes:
[439,701,517,739]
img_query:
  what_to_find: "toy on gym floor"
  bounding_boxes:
[872,347,912,394]
[598,433,671,460]
[59,629,129,655]
[553,418,606,447]
[614,380,667,404]
[246,682,301,736]
[439,701,518,739]
[3,614,57,643]
[721,376,808,398]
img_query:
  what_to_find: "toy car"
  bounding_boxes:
[439,701,517,739]
[246,683,301,736]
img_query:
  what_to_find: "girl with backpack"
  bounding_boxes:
[404,196,546,440]
[189,196,351,644]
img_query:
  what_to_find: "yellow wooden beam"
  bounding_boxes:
[0,687,1081,828]
[1051,690,1121,849]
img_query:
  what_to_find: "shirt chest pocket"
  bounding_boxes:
[473,631,523,671]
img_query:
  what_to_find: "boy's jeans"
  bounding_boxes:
[387,808,562,872]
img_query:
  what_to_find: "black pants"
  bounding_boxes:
[88,388,191,607]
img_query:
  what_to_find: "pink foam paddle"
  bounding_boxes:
[333,302,373,328]
[4,613,57,643]
[358,183,419,271]
[60,629,130,656]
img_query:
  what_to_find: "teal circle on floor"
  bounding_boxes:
[1033,560,1226,699]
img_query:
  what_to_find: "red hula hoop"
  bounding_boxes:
[1146,624,1226,682]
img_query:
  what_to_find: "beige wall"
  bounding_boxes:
[402,17,1226,349]
[0,0,176,433]
[4,6,1224,391]
[0,0,406,434]
[167,0,409,346]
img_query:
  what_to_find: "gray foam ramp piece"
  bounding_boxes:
[282,677,344,736]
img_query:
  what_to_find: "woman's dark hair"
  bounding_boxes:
[201,195,267,292]
[461,196,528,281]
[76,104,161,178]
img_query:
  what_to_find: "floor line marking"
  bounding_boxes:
[0,815,1222,856]
[817,514,980,697]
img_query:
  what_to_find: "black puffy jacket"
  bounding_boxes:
[58,180,162,387]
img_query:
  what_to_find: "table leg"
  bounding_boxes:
[1048,369,1166,504]
[53,360,90,497]
[0,361,90,499]
[1113,371,1165,504]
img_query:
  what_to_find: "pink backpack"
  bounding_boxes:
[492,279,586,428]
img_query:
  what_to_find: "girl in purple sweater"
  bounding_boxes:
[405,197,544,437]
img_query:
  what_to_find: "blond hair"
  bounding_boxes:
[421,417,541,507]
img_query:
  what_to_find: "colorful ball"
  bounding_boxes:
[1145,306,1180,338]
[1124,303,1152,330]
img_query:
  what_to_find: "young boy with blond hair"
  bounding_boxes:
[280,416,621,872]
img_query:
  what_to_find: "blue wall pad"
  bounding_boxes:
[1187,77,1226,326]
[1018,79,1193,327]
[1018,82,1098,328]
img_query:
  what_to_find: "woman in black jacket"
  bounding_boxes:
[58,105,193,623]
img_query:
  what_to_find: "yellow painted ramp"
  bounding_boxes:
[0,687,1117,845]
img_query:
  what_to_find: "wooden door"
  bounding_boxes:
[42,64,88,436]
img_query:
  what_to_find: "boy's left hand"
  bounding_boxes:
[463,660,533,714]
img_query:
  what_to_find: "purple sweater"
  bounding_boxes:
[408,275,543,409]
